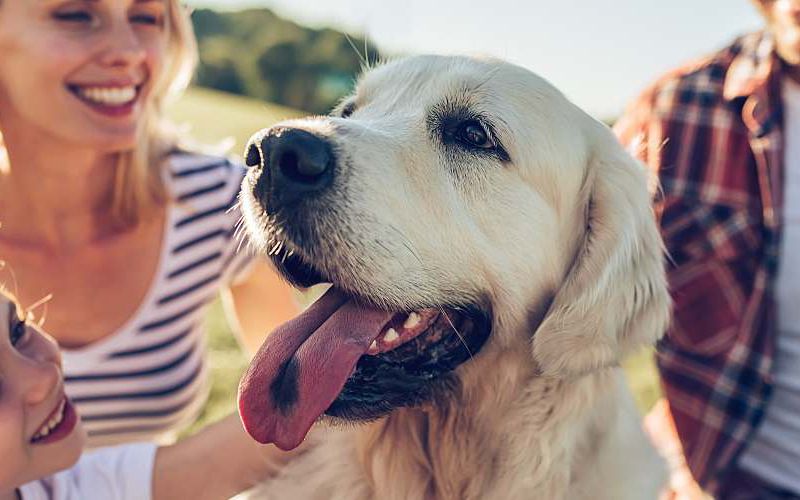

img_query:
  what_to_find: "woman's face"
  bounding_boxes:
[0,0,169,153]
[0,292,86,490]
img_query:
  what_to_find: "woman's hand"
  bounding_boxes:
[222,260,301,355]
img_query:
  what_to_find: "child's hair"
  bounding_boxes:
[0,256,32,324]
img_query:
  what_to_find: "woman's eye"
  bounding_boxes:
[456,120,493,149]
[130,14,162,26]
[53,11,94,23]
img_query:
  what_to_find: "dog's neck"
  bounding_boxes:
[351,352,620,500]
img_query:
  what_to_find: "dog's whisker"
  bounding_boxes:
[363,35,370,71]
[233,225,245,246]
[226,199,242,215]
[375,240,393,255]
[269,238,285,257]
[384,225,475,359]
[233,216,246,238]
[234,221,250,254]
[344,33,368,68]
[474,65,503,92]
[386,225,425,267]
[437,304,475,360]
[281,248,294,265]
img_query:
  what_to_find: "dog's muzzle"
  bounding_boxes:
[245,127,335,212]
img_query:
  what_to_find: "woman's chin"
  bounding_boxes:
[71,129,140,155]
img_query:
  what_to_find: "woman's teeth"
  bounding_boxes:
[77,86,137,106]
[32,399,67,441]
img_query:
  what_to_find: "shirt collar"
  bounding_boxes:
[723,31,781,101]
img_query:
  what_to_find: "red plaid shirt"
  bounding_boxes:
[615,32,785,495]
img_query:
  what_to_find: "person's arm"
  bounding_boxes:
[221,260,301,355]
[152,414,303,500]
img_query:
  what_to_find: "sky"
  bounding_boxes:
[186,0,763,119]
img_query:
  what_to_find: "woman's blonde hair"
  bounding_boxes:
[113,0,198,226]
[0,0,199,227]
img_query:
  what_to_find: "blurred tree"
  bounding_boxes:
[191,8,383,114]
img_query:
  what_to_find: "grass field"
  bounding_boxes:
[167,86,305,156]
[167,86,662,435]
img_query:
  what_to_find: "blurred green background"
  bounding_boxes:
[190,8,381,115]
[169,8,662,434]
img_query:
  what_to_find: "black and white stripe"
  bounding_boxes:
[63,153,254,447]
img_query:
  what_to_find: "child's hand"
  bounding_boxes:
[153,414,311,500]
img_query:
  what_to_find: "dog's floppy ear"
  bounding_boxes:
[531,129,670,378]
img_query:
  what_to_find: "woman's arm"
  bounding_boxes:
[221,260,301,355]
[152,414,302,500]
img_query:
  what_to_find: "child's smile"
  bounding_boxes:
[0,292,86,491]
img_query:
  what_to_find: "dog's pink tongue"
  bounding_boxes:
[238,287,392,450]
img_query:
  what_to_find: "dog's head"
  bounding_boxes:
[237,55,670,450]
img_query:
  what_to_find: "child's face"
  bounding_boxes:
[0,291,86,490]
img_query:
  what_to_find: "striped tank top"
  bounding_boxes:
[62,152,254,447]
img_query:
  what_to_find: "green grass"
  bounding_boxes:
[623,349,662,412]
[167,86,304,157]
[168,86,662,435]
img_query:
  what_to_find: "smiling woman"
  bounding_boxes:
[0,0,195,224]
[0,0,299,448]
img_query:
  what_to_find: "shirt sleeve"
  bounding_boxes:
[18,443,158,500]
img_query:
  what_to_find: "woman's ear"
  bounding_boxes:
[531,129,671,378]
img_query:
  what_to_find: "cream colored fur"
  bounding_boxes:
[242,55,670,500]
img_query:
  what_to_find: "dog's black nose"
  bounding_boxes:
[246,127,335,211]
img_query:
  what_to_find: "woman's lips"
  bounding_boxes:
[30,396,79,445]
[67,83,143,118]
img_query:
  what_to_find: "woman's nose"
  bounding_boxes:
[99,22,147,68]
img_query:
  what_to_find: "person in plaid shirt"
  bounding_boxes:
[615,1,800,498]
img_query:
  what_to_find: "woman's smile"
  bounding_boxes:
[66,81,145,119]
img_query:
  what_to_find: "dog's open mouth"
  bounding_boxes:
[237,247,491,451]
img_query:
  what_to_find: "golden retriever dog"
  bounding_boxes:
[236,55,670,500]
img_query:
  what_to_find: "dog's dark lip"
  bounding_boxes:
[271,250,327,288]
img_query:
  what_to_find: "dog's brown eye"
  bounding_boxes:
[456,121,492,148]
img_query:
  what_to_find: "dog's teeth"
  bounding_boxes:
[369,340,378,351]
[383,328,400,343]
[403,312,421,329]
